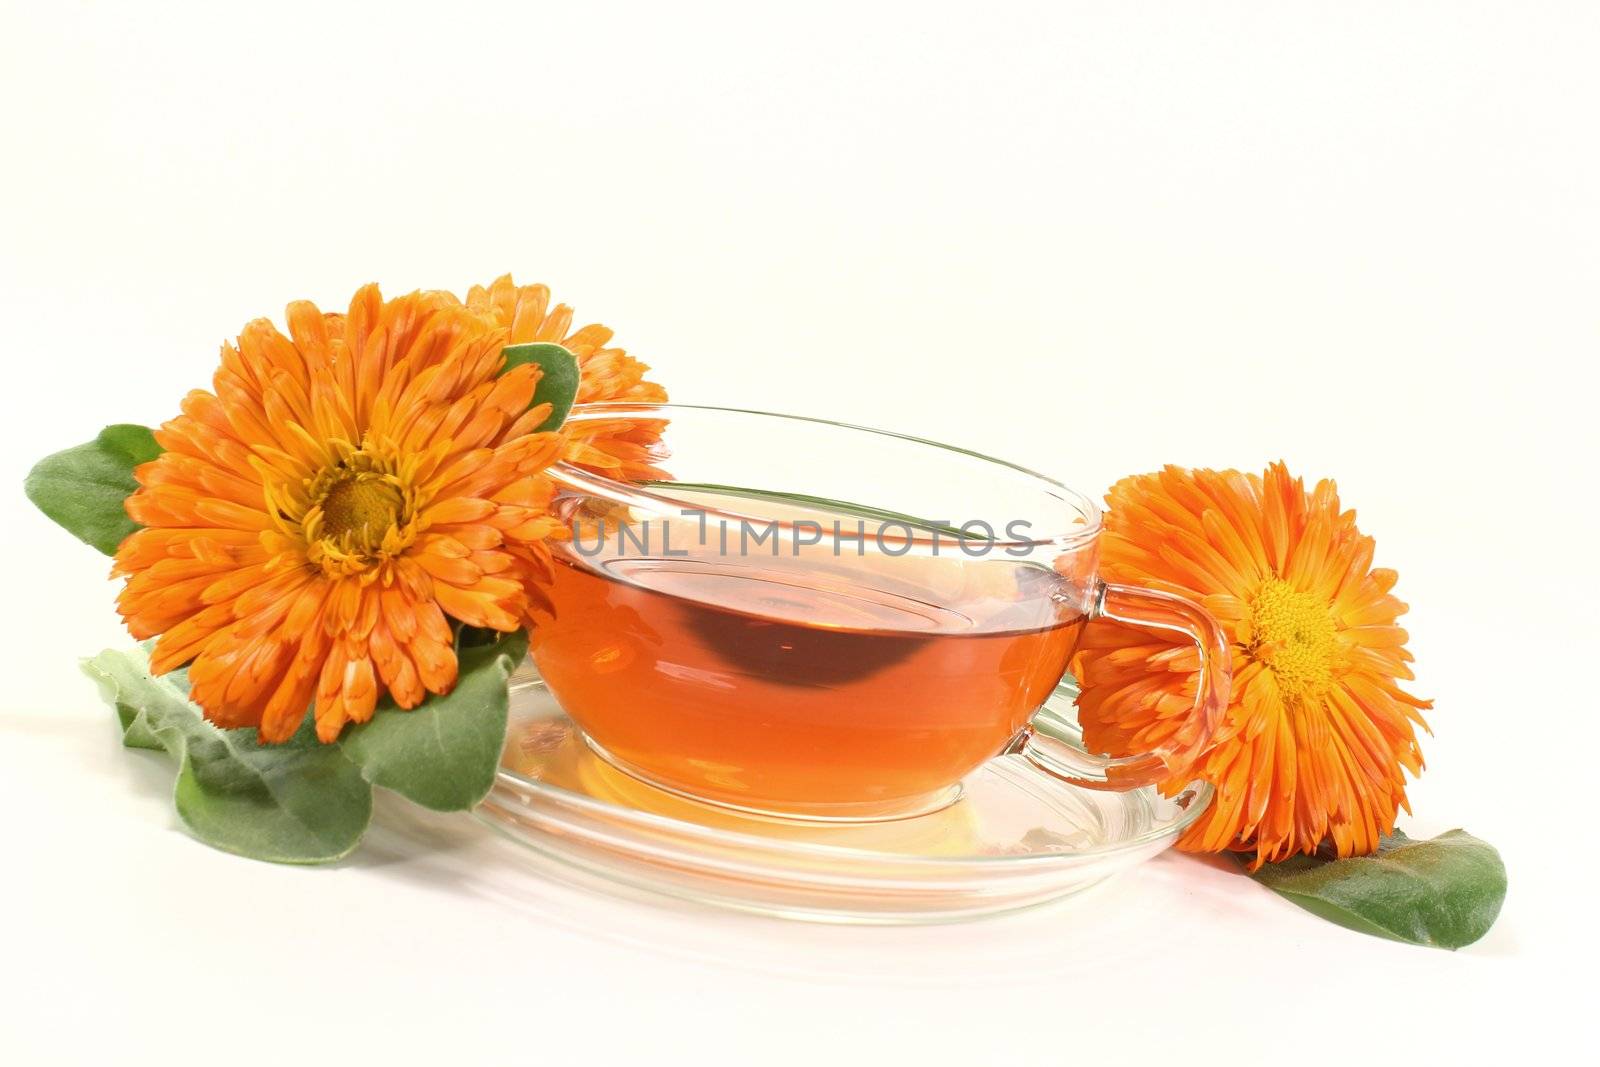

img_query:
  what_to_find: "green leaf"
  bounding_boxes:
[82,647,372,864]
[1250,830,1507,949]
[338,629,528,811]
[501,342,580,431]
[25,424,162,555]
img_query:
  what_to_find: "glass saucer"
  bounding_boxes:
[477,660,1212,924]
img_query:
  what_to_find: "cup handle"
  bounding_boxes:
[1007,580,1231,791]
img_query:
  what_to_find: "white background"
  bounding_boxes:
[2,2,1596,1063]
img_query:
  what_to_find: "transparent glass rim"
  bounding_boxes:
[550,402,1104,551]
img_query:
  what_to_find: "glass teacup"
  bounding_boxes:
[528,404,1230,821]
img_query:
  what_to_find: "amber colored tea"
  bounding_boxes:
[530,505,1084,816]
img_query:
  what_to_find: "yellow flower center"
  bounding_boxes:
[1248,578,1337,701]
[299,444,419,577]
[320,474,405,544]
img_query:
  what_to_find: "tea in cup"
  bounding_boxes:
[530,405,1229,820]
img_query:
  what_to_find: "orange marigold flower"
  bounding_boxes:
[1070,463,1431,867]
[464,274,667,481]
[115,284,566,743]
